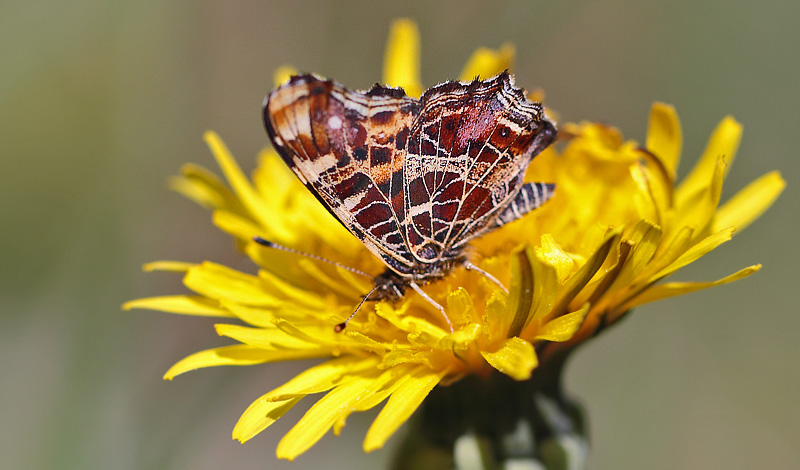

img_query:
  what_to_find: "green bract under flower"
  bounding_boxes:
[124,18,784,460]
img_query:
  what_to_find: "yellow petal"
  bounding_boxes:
[142,260,196,272]
[122,295,232,317]
[273,65,298,87]
[481,290,509,343]
[507,248,535,337]
[249,149,300,245]
[637,149,675,221]
[294,195,359,249]
[676,116,742,206]
[252,148,295,197]
[169,173,226,211]
[212,210,262,241]
[458,43,516,81]
[536,234,574,283]
[447,287,477,325]
[273,319,340,346]
[221,300,280,327]
[382,18,422,98]
[519,248,558,338]
[640,226,694,279]
[233,396,301,443]
[645,102,681,179]
[535,303,589,342]
[545,232,618,323]
[480,337,537,381]
[258,266,324,309]
[380,350,431,370]
[713,171,785,233]
[183,262,277,306]
[342,331,391,354]
[611,220,662,289]
[290,259,363,299]
[203,131,275,234]
[574,241,631,308]
[169,163,246,212]
[670,155,726,237]
[363,367,444,452]
[630,156,673,224]
[215,324,318,349]
[440,323,482,351]
[243,245,328,293]
[650,227,735,281]
[169,175,222,209]
[375,302,449,338]
[622,265,761,310]
[265,356,382,401]
[163,345,288,380]
[274,320,375,351]
[277,372,382,460]
[334,367,409,435]
[237,359,377,442]
[408,328,447,350]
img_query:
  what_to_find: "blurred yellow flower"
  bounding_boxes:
[124,18,784,460]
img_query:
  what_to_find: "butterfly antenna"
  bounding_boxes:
[253,236,372,278]
[335,283,382,332]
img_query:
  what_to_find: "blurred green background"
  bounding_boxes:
[2,1,797,468]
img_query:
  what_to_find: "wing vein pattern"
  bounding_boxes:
[264,72,556,282]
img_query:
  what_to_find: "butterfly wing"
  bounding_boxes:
[264,74,420,275]
[403,72,556,262]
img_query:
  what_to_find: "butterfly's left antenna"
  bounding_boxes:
[253,236,380,333]
[334,283,382,332]
[253,236,372,278]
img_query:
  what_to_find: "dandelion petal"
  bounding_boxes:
[713,171,785,233]
[481,337,537,381]
[122,295,231,318]
[363,368,444,452]
[646,102,682,178]
[234,396,302,443]
[622,265,761,310]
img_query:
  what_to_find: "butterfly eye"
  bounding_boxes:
[498,126,511,138]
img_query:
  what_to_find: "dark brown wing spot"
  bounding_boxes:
[353,146,368,161]
[396,127,409,150]
[370,146,392,166]
[371,110,395,125]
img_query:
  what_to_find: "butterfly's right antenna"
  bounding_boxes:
[253,236,372,278]
[334,283,382,332]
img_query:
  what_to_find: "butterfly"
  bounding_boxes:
[262,71,556,331]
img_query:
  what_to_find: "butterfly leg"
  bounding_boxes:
[409,281,453,333]
[463,260,509,293]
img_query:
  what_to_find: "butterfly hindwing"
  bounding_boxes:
[404,72,556,258]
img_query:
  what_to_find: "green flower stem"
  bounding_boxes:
[391,348,588,470]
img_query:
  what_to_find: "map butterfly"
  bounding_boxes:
[262,71,556,331]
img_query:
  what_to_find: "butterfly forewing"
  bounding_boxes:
[264,72,555,282]
[265,75,419,274]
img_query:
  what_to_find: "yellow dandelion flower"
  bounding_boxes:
[125,18,784,462]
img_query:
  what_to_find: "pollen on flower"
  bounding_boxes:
[126,20,784,461]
